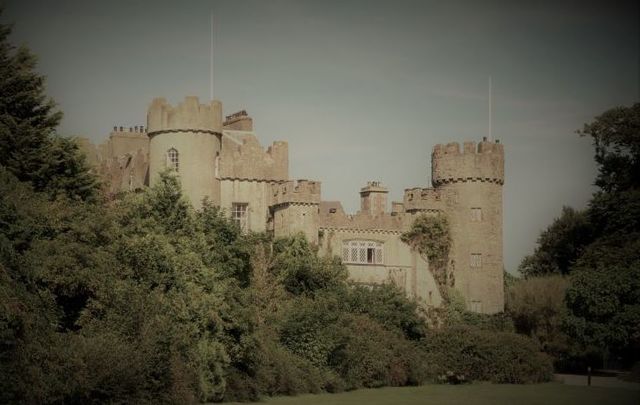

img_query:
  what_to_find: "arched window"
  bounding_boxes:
[167,148,179,172]
[342,240,383,265]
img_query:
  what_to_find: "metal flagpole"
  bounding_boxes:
[489,76,492,141]
[210,12,214,101]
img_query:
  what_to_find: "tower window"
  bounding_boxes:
[167,148,179,172]
[470,207,482,222]
[342,240,383,265]
[470,253,482,268]
[231,203,248,232]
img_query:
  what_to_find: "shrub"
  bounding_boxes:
[421,326,553,384]
[328,315,430,390]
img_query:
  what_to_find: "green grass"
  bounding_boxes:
[229,383,640,405]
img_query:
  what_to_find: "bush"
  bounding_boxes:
[421,326,553,384]
[328,315,430,390]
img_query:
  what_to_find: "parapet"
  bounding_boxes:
[147,96,223,135]
[403,187,445,212]
[360,181,388,195]
[270,179,321,206]
[219,133,289,180]
[223,110,253,131]
[432,138,504,186]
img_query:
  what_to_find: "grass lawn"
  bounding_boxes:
[228,383,640,405]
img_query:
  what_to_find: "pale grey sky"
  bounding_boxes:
[4,0,639,273]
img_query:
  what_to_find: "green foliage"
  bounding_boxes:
[346,284,427,340]
[328,315,430,389]
[0,16,98,201]
[518,207,593,277]
[516,104,640,369]
[421,326,553,384]
[563,239,640,365]
[505,275,583,369]
[434,288,514,333]
[577,103,640,193]
[401,214,451,298]
[272,233,348,296]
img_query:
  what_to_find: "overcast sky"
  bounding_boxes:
[4,0,638,273]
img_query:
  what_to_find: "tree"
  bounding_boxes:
[518,206,594,277]
[0,14,98,201]
[577,103,640,193]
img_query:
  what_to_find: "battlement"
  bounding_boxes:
[223,109,253,131]
[147,96,223,134]
[360,181,388,194]
[111,125,148,135]
[271,179,321,206]
[403,187,445,212]
[219,133,288,180]
[432,137,504,185]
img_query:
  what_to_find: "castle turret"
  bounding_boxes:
[270,180,321,244]
[360,181,388,217]
[147,96,223,208]
[431,137,504,313]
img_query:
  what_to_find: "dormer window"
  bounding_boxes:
[167,148,179,172]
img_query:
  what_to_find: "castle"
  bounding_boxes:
[79,96,505,313]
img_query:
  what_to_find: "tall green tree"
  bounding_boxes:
[0,14,98,201]
[518,206,594,277]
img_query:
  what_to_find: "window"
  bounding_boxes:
[470,300,483,312]
[470,207,482,222]
[232,203,248,231]
[167,148,179,172]
[342,240,383,264]
[470,253,482,268]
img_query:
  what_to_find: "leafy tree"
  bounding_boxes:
[0,14,98,201]
[518,206,593,277]
[505,275,579,367]
[563,238,640,367]
[577,103,640,193]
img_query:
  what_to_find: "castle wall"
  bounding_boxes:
[219,179,280,233]
[272,203,320,244]
[270,180,321,243]
[432,139,504,313]
[147,97,222,208]
[219,131,288,181]
[318,228,442,307]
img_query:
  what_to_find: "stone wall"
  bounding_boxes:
[219,131,288,181]
[147,97,222,208]
[318,228,442,307]
[431,138,505,313]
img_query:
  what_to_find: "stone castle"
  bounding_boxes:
[80,96,504,313]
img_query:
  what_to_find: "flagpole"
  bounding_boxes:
[210,13,214,101]
[489,76,492,141]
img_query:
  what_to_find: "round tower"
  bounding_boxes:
[431,138,504,313]
[147,96,223,208]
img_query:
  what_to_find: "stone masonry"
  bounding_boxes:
[79,96,505,313]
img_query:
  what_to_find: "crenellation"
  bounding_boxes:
[147,96,222,134]
[271,179,321,206]
[432,138,504,186]
[86,94,504,314]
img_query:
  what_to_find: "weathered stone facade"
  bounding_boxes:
[80,96,504,313]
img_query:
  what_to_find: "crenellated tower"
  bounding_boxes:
[270,180,321,244]
[147,96,223,208]
[431,137,504,313]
